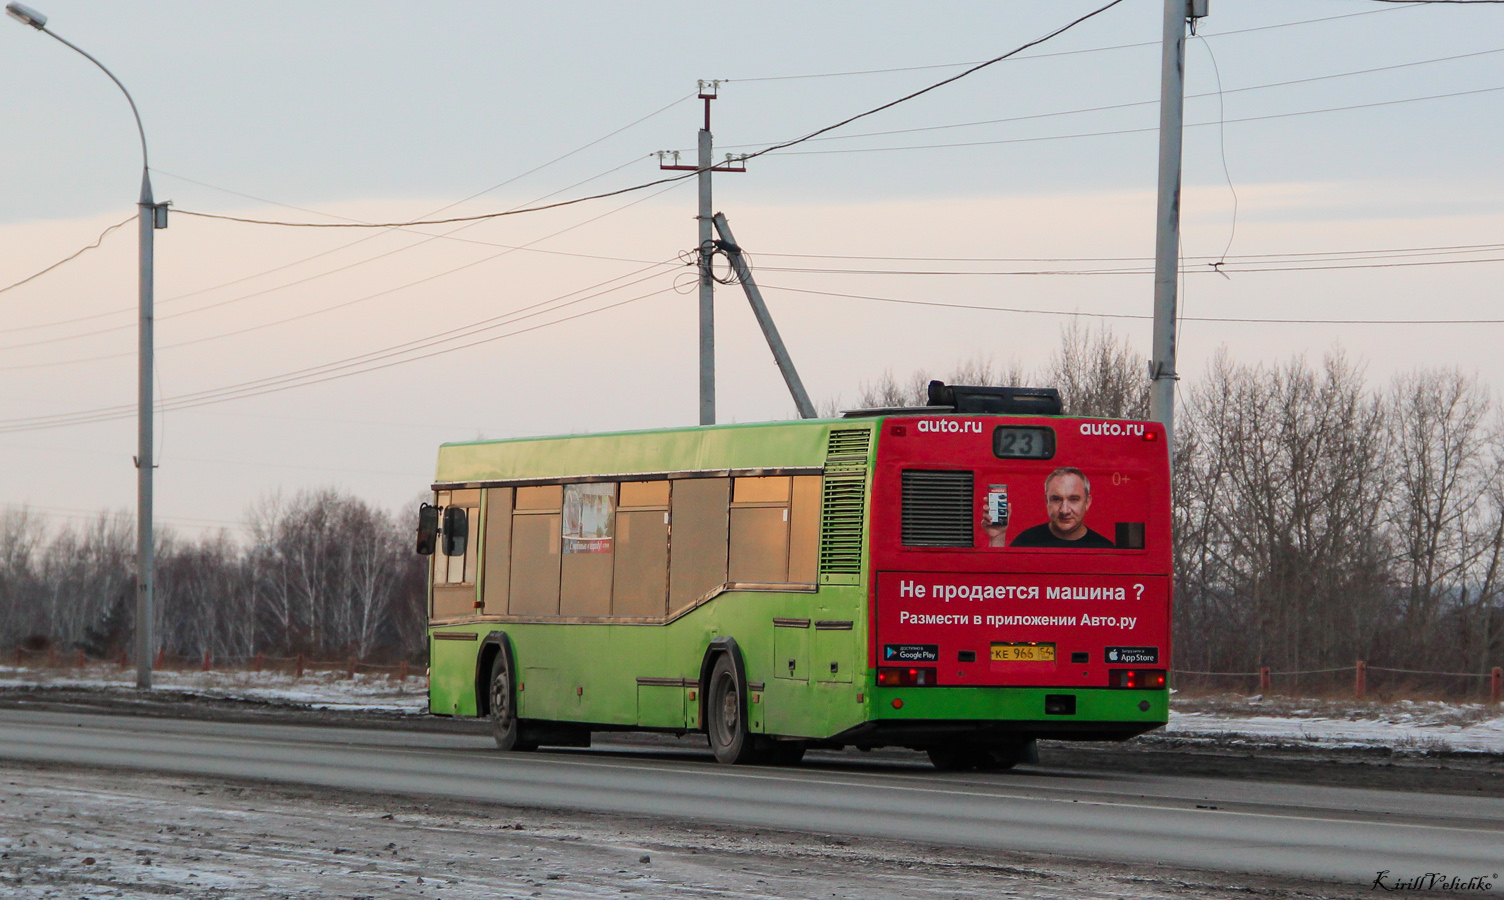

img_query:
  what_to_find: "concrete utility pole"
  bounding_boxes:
[1148,0,1206,452]
[6,1,167,689]
[697,108,714,426]
[658,82,744,426]
[711,213,816,419]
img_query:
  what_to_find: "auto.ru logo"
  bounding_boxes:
[1079,422,1145,437]
[916,420,982,434]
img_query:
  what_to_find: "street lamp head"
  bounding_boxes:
[5,2,46,29]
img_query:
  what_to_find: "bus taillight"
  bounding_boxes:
[1108,669,1167,689]
[877,667,935,687]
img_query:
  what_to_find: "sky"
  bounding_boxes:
[2,0,1504,538]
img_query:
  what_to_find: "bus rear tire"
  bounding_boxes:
[707,655,760,764]
[977,738,1037,770]
[764,740,806,766]
[488,652,536,752]
[927,745,981,771]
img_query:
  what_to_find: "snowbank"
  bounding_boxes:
[0,665,429,714]
[1164,695,1504,754]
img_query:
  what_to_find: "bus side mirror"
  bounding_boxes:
[442,505,468,557]
[416,503,439,556]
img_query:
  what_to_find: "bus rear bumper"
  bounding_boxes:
[838,685,1167,746]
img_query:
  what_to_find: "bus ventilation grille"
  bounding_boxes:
[820,428,872,575]
[901,470,975,547]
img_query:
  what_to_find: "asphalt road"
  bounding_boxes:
[2,708,1500,891]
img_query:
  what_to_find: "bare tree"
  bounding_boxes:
[1046,319,1150,419]
[1385,368,1493,650]
[1174,350,1391,673]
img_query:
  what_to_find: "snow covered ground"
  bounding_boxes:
[2,667,1501,755]
[1164,694,1504,755]
[0,665,428,714]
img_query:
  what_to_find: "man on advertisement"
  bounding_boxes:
[1009,466,1114,548]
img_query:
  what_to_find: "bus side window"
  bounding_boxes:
[432,489,479,619]
[481,487,513,613]
[510,485,563,616]
[668,477,729,613]
[729,476,791,583]
[431,491,451,589]
[560,483,616,617]
[614,480,670,617]
[789,475,821,584]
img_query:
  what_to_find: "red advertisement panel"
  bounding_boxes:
[875,571,1170,687]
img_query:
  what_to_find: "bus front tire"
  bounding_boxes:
[488,652,536,752]
[707,655,760,765]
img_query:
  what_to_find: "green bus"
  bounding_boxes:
[420,385,1173,768]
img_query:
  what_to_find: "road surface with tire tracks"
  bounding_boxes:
[0,707,1499,893]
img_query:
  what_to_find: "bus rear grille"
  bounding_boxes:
[819,472,867,574]
[825,427,872,466]
[820,428,872,576]
[901,470,974,547]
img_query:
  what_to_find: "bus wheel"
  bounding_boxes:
[974,748,1018,771]
[764,740,806,766]
[977,739,1036,771]
[926,745,981,771]
[707,655,759,764]
[488,652,536,752]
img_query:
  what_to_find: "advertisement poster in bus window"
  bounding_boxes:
[981,466,1146,550]
[563,483,615,553]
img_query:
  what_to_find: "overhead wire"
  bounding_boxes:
[145,3,1465,232]
[1197,34,1238,270]
[0,156,668,357]
[1,175,691,372]
[0,278,679,433]
[724,5,1418,82]
[749,240,1504,264]
[757,283,1504,325]
[771,83,1504,156]
[735,0,1131,164]
[5,92,694,339]
[164,1,1135,231]
[699,45,1504,152]
[0,265,671,427]
[0,216,133,299]
[750,253,1504,276]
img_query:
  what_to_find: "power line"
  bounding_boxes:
[152,94,699,229]
[0,501,245,531]
[3,93,696,340]
[752,240,1504,264]
[761,283,1504,324]
[771,83,1504,156]
[173,169,700,229]
[752,252,1504,276]
[0,258,680,425]
[724,5,1416,82]
[0,216,133,299]
[165,2,1133,231]
[0,280,677,434]
[699,45,1504,151]
[736,0,1131,164]
[0,164,688,362]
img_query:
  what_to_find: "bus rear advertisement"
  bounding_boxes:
[418,385,1172,770]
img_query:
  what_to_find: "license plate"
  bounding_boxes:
[991,642,1056,662]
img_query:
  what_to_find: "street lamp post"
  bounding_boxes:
[7,2,165,689]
